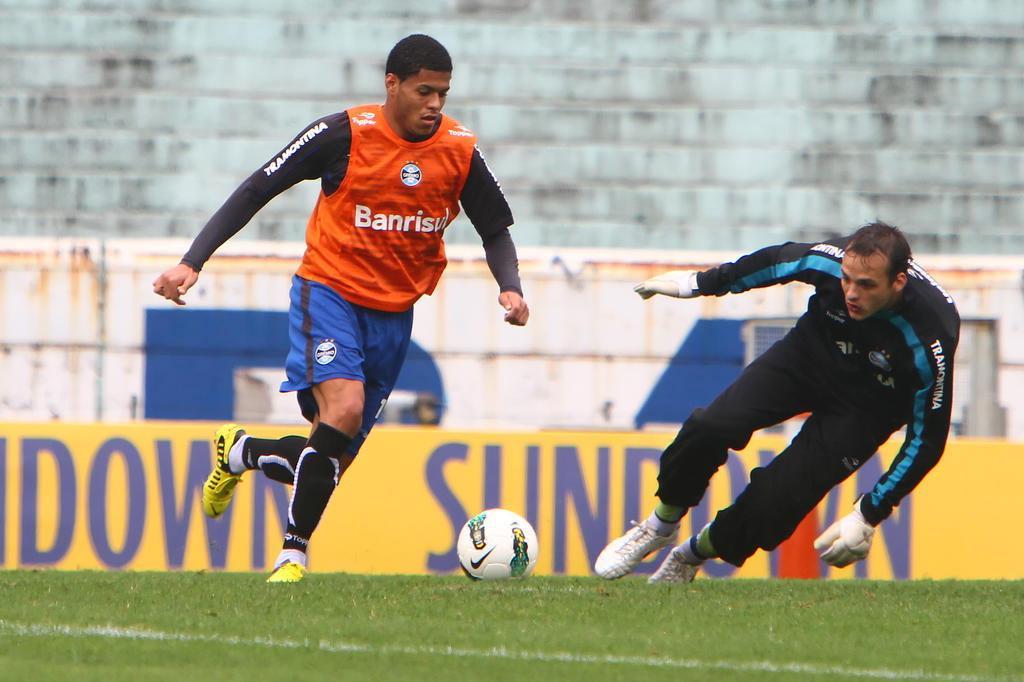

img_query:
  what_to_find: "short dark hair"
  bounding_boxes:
[846,220,912,282]
[385,34,452,80]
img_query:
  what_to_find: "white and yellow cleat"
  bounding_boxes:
[201,423,247,518]
[266,562,306,583]
[594,521,678,579]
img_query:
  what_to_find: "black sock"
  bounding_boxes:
[243,435,307,484]
[283,423,352,552]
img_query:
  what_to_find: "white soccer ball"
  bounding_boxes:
[457,508,539,580]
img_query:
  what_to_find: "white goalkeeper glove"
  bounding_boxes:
[813,501,875,568]
[634,270,701,300]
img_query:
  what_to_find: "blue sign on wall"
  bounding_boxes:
[634,318,745,428]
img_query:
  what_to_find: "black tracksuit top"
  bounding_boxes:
[697,236,961,525]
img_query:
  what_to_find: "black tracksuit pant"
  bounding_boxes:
[655,329,903,567]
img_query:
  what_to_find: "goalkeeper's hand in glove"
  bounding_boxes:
[813,500,875,568]
[633,270,701,300]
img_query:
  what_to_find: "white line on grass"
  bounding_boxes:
[0,619,1016,682]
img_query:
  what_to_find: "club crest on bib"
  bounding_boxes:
[315,339,337,365]
[400,162,422,187]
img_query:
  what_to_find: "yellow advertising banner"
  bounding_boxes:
[0,423,1020,579]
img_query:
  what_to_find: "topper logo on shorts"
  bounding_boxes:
[315,340,337,365]
[400,162,421,187]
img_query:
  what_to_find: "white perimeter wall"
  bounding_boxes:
[1,237,1022,437]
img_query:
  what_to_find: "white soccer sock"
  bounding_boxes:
[644,510,679,537]
[227,435,250,474]
[273,548,307,570]
[675,535,707,565]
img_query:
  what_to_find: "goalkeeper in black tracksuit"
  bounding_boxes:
[595,221,960,582]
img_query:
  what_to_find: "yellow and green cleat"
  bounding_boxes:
[202,423,247,518]
[266,562,306,583]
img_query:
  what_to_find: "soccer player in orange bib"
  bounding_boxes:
[153,35,529,582]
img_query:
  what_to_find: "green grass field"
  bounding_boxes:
[0,572,1021,681]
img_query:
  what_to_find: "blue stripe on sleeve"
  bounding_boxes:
[870,314,935,507]
[730,254,842,293]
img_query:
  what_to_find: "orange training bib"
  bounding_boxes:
[296,104,477,311]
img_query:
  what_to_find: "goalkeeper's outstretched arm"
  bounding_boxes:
[634,236,854,301]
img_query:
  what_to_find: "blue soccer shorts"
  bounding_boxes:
[280,275,413,455]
